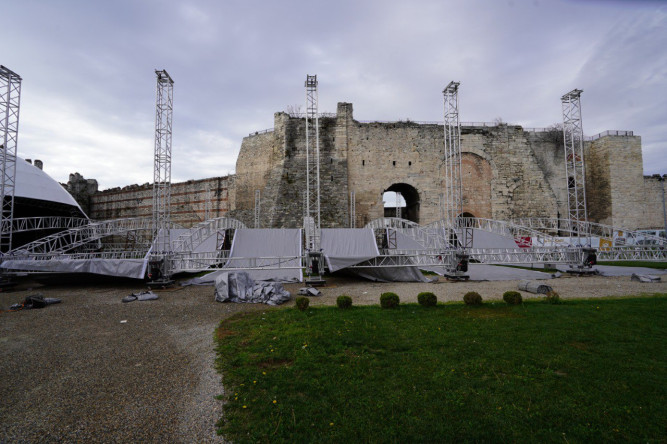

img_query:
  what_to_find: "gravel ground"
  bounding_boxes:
[1,271,666,442]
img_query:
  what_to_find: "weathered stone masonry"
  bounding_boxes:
[78,101,664,231]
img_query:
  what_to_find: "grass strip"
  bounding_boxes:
[215,296,667,443]
[597,261,667,269]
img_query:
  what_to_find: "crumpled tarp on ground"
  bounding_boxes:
[10,294,61,311]
[631,273,661,283]
[214,271,291,305]
[346,266,436,283]
[122,291,159,303]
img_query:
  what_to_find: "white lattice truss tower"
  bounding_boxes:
[0,66,21,254]
[395,192,402,219]
[349,191,356,228]
[561,89,589,238]
[204,188,212,221]
[443,81,469,248]
[254,189,260,228]
[153,70,174,273]
[304,74,321,249]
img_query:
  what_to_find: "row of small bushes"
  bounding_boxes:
[295,290,561,311]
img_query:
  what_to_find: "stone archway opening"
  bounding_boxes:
[457,211,476,228]
[383,183,420,223]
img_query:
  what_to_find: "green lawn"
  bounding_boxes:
[597,261,667,269]
[215,296,667,443]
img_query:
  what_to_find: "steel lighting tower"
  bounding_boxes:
[442,81,470,278]
[395,192,403,219]
[349,191,356,228]
[304,74,321,249]
[254,189,261,228]
[204,188,212,221]
[0,66,21,254]
[443,82,468,243]
[152,69,174,280]
[561,89,588,240]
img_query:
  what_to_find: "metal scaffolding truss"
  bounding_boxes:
[2,216,89,234]
[510,217,667,246]
[303,216,318,251]
[442,82,463,229]
[8,217,153,255]
[1,65,22,253]
[171,250,230,272]
[204,188,212,221]
[171,217,246,253]
[153,69,174,276]
[254,189,260,228]
[597,246,667,262]
[395,191,402,219]
[172,253,303,274]
[365,217,448,250]
[428,217,558,246]
[304,74,321,249]
[349,191,356,228]
[561,89,588,238]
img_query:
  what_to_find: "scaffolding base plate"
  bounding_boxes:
[147,279,175,289]
[444,273,470,281]
[565,267,599,276]
[305,277,326,287]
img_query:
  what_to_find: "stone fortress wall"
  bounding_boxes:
[73,102,665,232]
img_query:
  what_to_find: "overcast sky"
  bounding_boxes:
[3,0,666,190]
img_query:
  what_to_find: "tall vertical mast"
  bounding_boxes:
[443,81,464,244]
[254,189,261,228]
[561,89,588,241]
[0,66,22,253]
[153,69,174,275]
[304,74,321,249]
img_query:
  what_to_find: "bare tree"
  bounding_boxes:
[285,104,302,117]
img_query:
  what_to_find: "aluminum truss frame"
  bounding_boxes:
[2,216,89,234]
[442,82,463,231]
[427,217,558,247]
[561,89,589,241]
[350,191,356,228]
[204,188,212,221]
[365,217,449,250]
[171,217,246,253]
[395,191,402,219]
[0,66,22,254]
[153,69,174,279]
[510,217,667,247]
[254,189,260,228]
[7,217,154,255]
[304,74,321,250]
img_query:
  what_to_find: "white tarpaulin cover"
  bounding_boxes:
[320,228,380,272]
[348,266,435,282]
[214,271,291,305]
[225,229,302,282]
[0,258,148,279]
[11,156,85,212]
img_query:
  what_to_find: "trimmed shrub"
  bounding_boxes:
[417,292,437,307]
[380,292,400,309]
[337,295,353,309]
[463,291,483,306]
[503,290,523,305]
[545,290,561,304]
[295,296,310,311]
